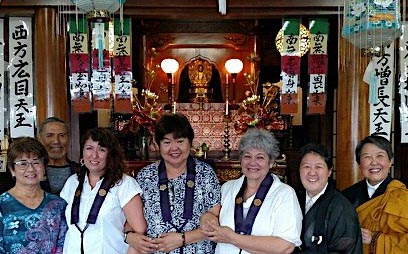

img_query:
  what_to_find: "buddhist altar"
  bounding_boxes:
[176,103,241,151]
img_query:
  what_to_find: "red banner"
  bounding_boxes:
[308,18,328,115]
[69,18,91,113]
[113,18,132,113]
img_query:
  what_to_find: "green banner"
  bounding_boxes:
[69,17,87,34]
[283,18,300,36]
[114,17,131,35]
[309,18,329,35]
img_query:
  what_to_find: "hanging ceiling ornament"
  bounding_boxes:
[70,0,127,69]
[342,0,401,56]
[71,0,127,22]
[218,0,226,15]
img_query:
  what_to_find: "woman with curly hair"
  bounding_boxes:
[60,128,146,254]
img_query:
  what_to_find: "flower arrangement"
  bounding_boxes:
[130,89,162,136]
[128,48,163,136]
[233,53,288,134]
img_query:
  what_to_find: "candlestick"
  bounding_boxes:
[225,101,229,115]
[225,80,229,106]
[222,117,231,161]
[172,102,177,114]
[226,73,229,85]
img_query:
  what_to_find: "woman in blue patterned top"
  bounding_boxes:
[0,137,67,254]
[126,113,221,254]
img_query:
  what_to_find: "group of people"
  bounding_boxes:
[0,114,407,253]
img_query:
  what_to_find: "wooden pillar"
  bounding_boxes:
[336,37,370,190]
[35,8,68,126]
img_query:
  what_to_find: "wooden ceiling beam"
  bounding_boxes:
[0,0,344,19]
[122,8,340,20]
[0,0,344,8]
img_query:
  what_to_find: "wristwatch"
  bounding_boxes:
[124,231,135,244]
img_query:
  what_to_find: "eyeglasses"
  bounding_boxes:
[13,159,44,170]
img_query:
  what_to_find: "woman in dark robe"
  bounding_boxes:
[295,143,362,253]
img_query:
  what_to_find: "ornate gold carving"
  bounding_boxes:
[224,34,249,47]
[189,59,212,103]
[271,166,286,177]
[215,163,287,184]
[148,34,176,49]
[215,168,242,184]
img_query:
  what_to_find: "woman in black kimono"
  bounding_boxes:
[295,143,362,253]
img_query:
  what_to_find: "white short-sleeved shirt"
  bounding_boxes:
[215,174,303,254]
[60,174,142,254]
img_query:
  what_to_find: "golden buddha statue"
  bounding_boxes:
[188,59,212,103]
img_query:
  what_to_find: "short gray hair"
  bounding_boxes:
[238,128,280,160]
[38,117,69,135]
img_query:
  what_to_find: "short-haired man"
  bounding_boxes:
[38,117,78,194]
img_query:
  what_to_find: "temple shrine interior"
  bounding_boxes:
[0,0,407,191]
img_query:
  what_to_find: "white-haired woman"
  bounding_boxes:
[201,128,302,254]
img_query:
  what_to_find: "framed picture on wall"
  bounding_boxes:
[0,155,6,172]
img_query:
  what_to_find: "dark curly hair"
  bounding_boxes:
[79,128,128,188]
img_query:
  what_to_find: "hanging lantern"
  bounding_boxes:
[70,0,127,69]
[342,0,401,52]
[71,0,127,22]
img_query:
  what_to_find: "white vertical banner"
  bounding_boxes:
[114,72,132,96]
[9,17,35,138]
[370,42,395,140]
[281,73,299,94]
[0,19,5,140]
[399,23,408,143]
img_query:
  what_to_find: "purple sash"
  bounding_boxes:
[71,174,111,254]
[234,174,274,235]
[158,156,196,232]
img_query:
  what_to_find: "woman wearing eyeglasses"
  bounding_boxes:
[0,137,68,254]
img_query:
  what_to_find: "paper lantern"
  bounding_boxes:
[71,0,126,13]
[161,59,179,74]
[342,0,401,49]
[71,0,126,22]
[225,59,243,74]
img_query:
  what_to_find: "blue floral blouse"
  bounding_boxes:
[0,192,68,254]
[136,158,221,254]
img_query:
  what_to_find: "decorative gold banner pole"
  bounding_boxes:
[0,135,9,172]
[222,114,231,161]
